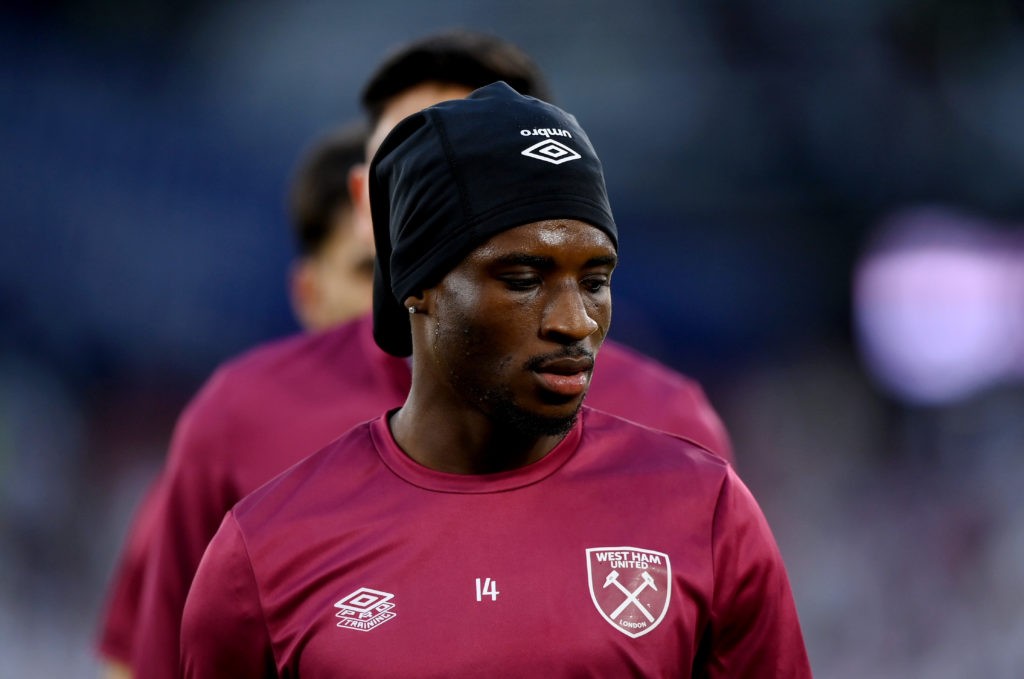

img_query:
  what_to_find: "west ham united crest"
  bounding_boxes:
[586,547,670,638]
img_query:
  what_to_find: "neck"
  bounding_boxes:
[388,394,570,475]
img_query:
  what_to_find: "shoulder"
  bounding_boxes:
[184,319,370,417]
[231,419,379,530]
[594,340,704,395]
[216,320,366,388]
[587,340,733,459]
[580,407,728,475]
[575,408,733,528]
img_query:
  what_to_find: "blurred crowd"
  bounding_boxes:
[2,1,1023,676]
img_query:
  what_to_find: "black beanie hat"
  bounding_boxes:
[369,81,617,357]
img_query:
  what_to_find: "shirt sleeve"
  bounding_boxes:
[130,370,243,679]
[699,467,812,678]
[181,512,277,678]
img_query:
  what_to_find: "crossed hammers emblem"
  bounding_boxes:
[603,569,657,622]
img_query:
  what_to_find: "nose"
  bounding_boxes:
[541,284,600,343]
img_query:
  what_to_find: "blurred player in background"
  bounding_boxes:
[94,122,370,679]
[105,29,733,677]
[288,120,376,331]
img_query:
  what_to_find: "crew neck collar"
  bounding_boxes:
[369,410,583,493]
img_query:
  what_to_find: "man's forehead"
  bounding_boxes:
[470,220,617,258]
[366,82,475,159]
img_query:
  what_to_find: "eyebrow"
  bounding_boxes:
[585,254,618,268]
[492,253,618,269]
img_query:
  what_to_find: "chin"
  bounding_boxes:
[494,400,579,438]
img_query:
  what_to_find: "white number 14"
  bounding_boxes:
[475,577,499,602]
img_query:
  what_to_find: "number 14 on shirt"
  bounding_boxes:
[475,578,499,602]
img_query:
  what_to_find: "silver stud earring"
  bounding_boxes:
[408,306,417,314]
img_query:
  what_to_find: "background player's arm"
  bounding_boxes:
[95,476,166,679]
[99,661,132,679]
[699,467,812,677]
[130,370,243,678]
[181,513,276,678]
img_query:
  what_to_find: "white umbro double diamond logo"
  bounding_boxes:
[334,587,397,632]
[521,139,582,165]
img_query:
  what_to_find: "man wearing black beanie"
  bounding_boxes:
[181,83,811,678]
[119,32,737,679]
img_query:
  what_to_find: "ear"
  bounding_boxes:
[289,259,320,330]
[402,293,426,314]
[348,163,370,222]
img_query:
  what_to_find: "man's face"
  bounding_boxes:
[419,219,616,436]
[291,205,375,331]
[367,82,476,165]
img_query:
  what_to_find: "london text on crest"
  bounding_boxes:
[586,547,671,638]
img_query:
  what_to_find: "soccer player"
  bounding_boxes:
[94,121,371,679]
[121,30,735,677]
[181,82,810,677]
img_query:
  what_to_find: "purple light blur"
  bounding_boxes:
[854,208,1024,405]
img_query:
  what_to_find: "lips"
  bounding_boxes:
[532,356,594,398]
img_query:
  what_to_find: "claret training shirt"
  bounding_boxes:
[117,313,734,676]
[182,408,809,678]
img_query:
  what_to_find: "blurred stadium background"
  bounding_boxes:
[2,1,1023,675]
